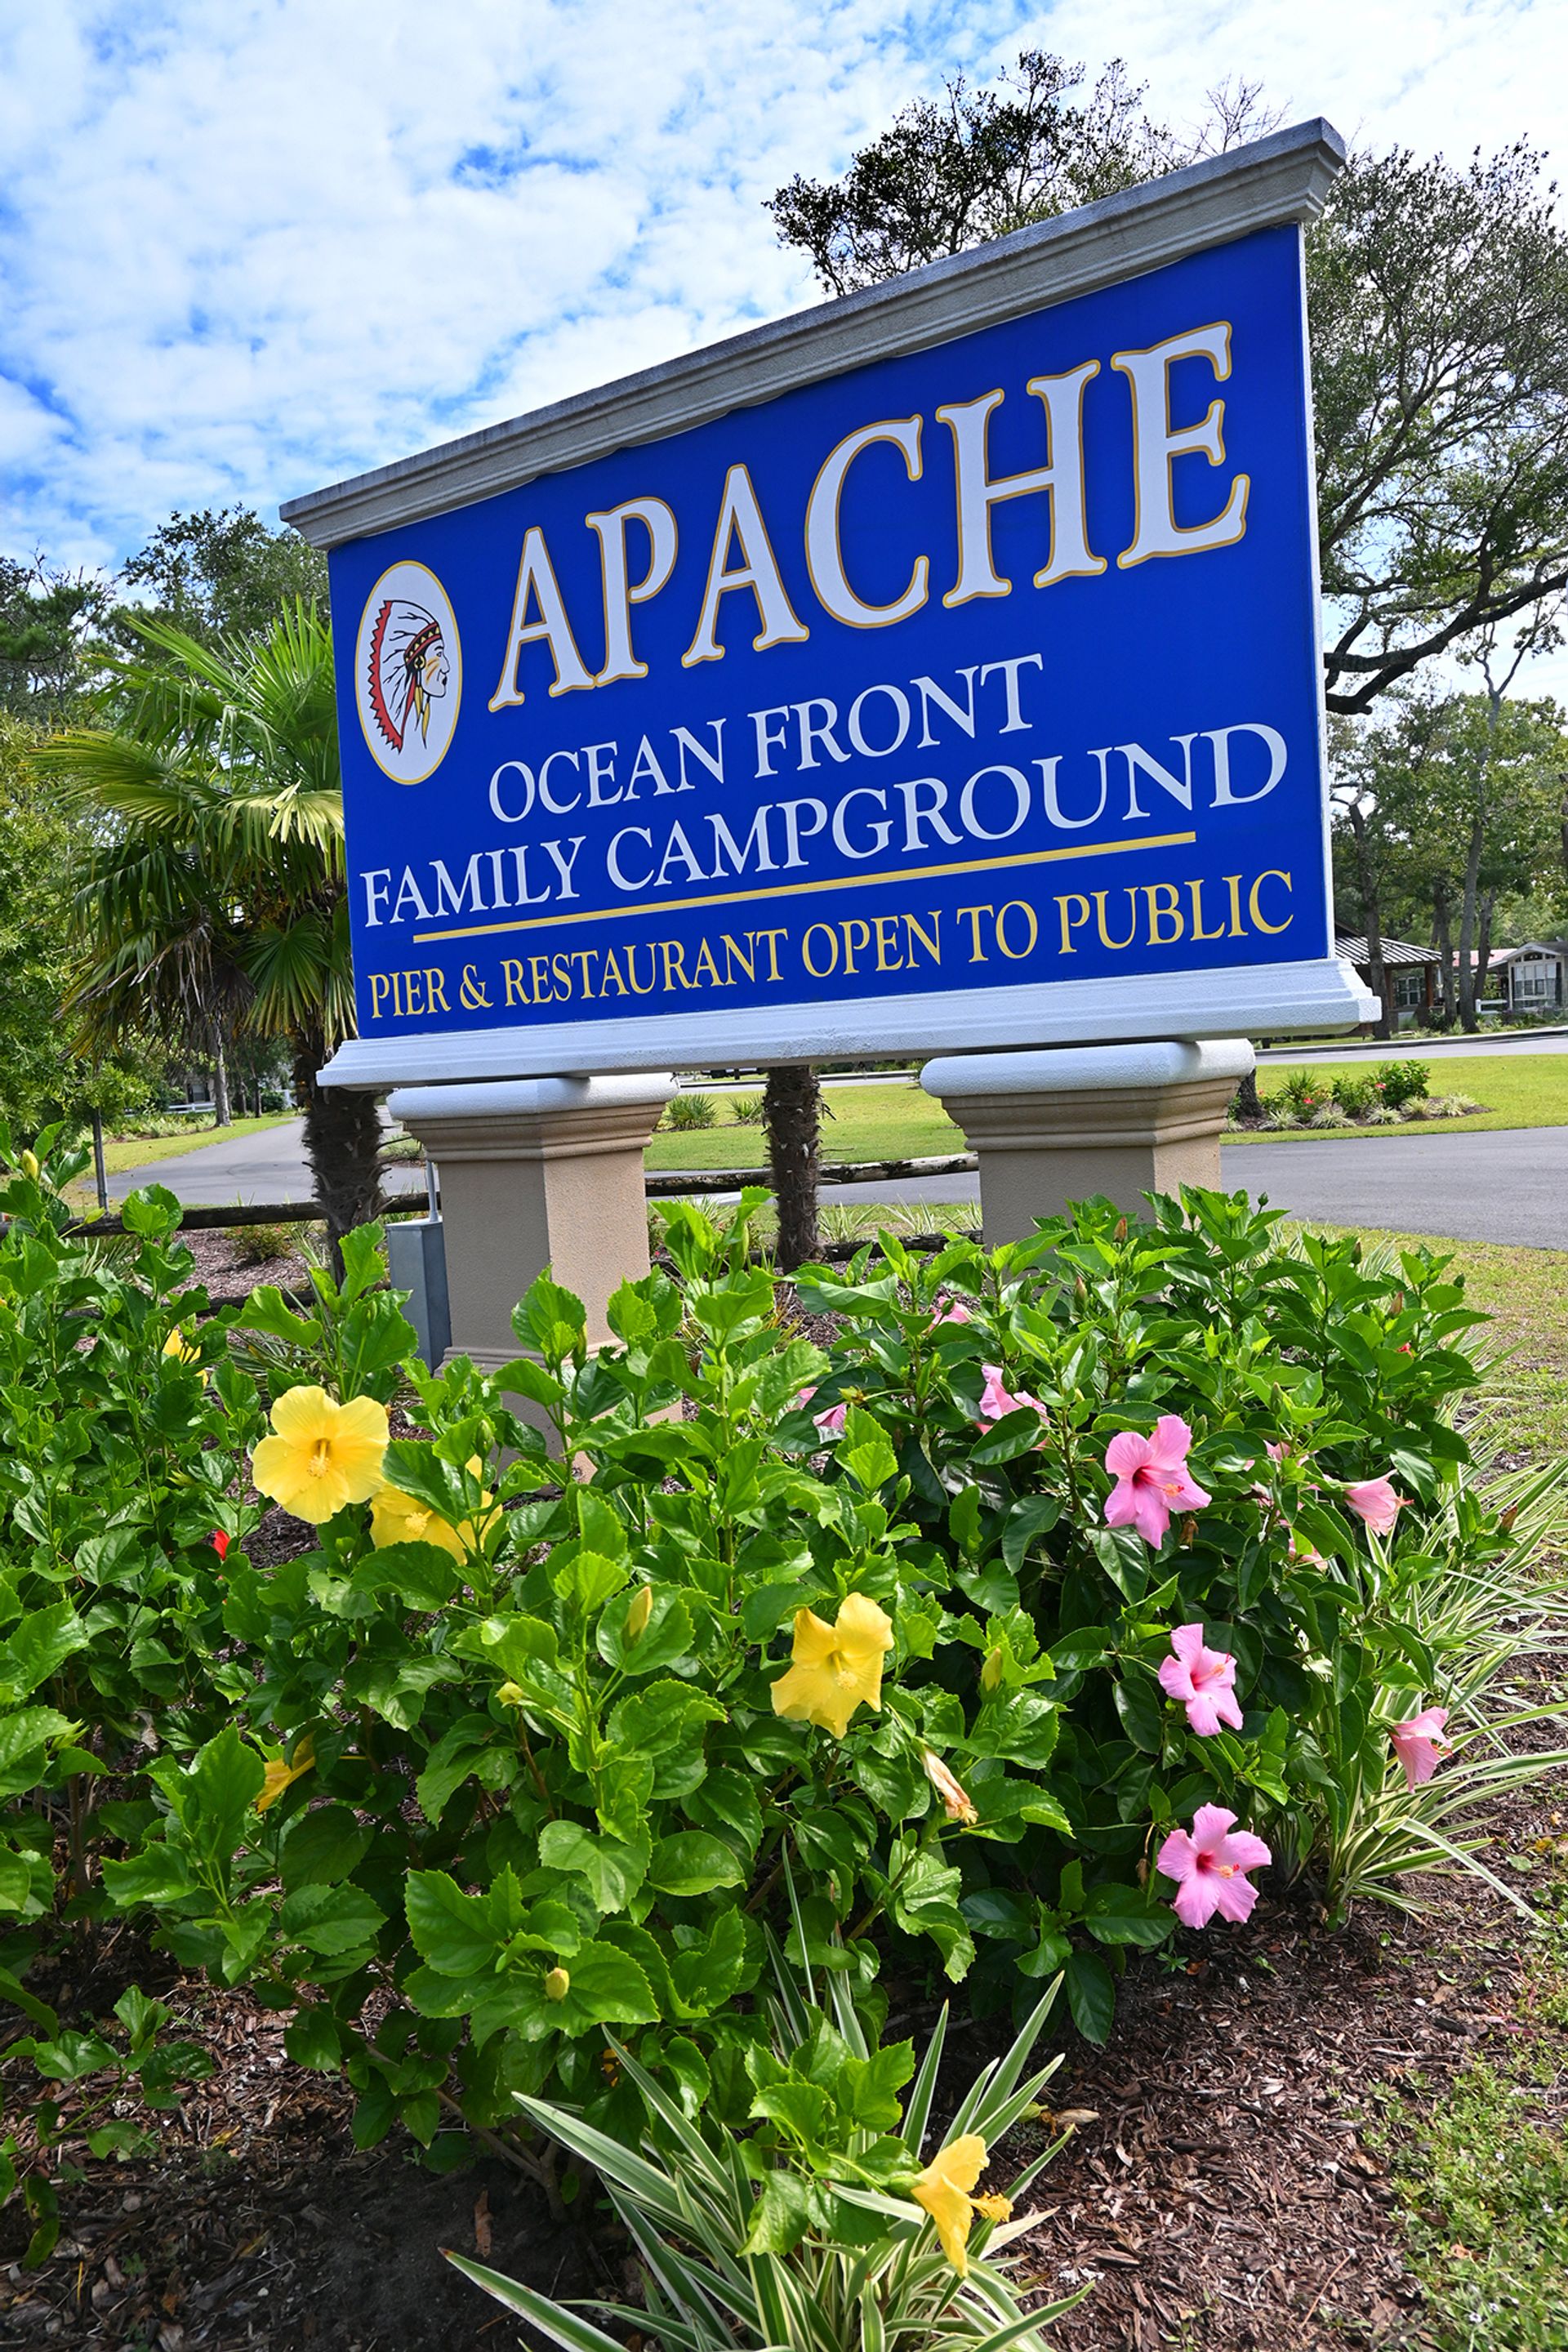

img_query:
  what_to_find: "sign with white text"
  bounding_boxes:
[305,148,1360,1084]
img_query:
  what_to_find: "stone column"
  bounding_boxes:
[920,1040,1254,1245]
[386,1076,675,1371]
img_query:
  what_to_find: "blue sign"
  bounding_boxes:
[326,219,1332,1068]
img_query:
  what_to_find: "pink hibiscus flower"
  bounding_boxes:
[1390,1705,1452,1788]
[795,1387,848,1439]
[1156,1804,1272,1929]
[1103,1415,1211,1548]
[930,1294,973,1328]
[1344,1477,1404,1535]
[977,1364,1044,1424]
[1157,1624,1243,1736]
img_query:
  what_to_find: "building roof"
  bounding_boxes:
[1489,941,1568,964]
[1334,935,1440,967]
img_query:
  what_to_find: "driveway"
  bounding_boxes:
[116,1112,1566,1251]
[106,1118,425,1207]
[702,1126,1568,1250]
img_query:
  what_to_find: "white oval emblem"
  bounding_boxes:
[354,559,461,784]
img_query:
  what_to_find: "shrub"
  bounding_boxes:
[0,1161,1559,2212]
[1424,1093,1484,1119]
[1375,1058,1430,1108]
[665,1093,718,1131]
[229,1218,297,1267]
[1268,1068,1334,1124]
[728,1093,766,1126]
[1331,1071,1382,1120]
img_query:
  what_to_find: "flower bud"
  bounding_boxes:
[625,1584,653,1643]
[496,1682,525,1708]
[921,1748,978,1825]
[544,1967,570,2002]
[19,1151,38,1181]
[980,1646,1004,1694]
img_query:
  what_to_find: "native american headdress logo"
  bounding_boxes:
[354,562,461,783]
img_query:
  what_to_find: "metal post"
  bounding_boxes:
[91,1110,109,1213]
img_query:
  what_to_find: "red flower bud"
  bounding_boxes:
[210,1530,229,1561]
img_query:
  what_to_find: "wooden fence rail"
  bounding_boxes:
[71,1152,979,1237]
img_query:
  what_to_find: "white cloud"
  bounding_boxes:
[1,0,1564,724]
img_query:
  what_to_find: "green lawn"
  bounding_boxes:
[1235,1054,1568,1141]
[647,1083,960,1171]
[646,1059,1568,1169]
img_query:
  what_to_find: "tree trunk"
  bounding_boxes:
[1476,889,1497,1017]
[291,1026,384,1267]
[764,1066,821,1272]
[1432,881,1455,1028]
[209,1022,232,1127]
[1455,814,1485,1033]
[1232,1067,1263,1121]
[1348,803,1390,1036]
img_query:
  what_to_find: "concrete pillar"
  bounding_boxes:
[920,1040,1254,1245]
[386,1076,675,1371]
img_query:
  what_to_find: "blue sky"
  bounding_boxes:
[2,0,1564,590]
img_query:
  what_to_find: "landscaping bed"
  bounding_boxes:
[0,1142,1563,2352]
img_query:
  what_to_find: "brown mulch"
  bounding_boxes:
[1,1793,1553,2351]
[1013,1792,1557,2350]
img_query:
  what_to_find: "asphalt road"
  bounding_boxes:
[106,1120,425,1207]
[1258,1027,1566,1066]
[787,1128,1567,1250]
[114,1114,1567,1250]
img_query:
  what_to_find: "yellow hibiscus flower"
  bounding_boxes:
[369,1455,497,1557]
[770,1593,893,1739]
[911,2134,1010,2274]
[163,1329,207,1380]
[256,1735,315,1814]
[252,1386,388,1525]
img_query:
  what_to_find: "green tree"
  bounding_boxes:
[769,57,1568,715]
[0,557,110,723]
[0,719,161,1132]
[36,606,383,1249]
[116,506,328,647]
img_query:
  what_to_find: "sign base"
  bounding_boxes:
[321,956,1374,1088]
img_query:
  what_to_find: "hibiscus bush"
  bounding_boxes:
[0,1153,1562,2213]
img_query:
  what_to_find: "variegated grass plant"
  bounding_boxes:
[448,1938,1087,2352]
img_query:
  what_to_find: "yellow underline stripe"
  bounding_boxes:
[410,830,1197,946]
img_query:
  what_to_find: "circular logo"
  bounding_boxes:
[354,559,461,783]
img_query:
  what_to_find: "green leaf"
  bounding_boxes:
[1082,1885,1173,1949]
[537,1820,648,1913]
[739,2169,822,2256]
[548,1942,659,2034]
[840,2040,915,2132]
[839,1407,898,1493]
[668,1908,753,2016]
[100,1846,198,1907]
[552,1549,628,1616]
[1114,1675,1165,1755]
[1002,1494,1061,1571]
[280,1883,388,1958]
[684,1767,764,1860]
[646,1832,745,1899]
[0,1604,89,1702]
[406,1872,504,1978]
[281,1805,373,1889]
[352,1542,461,1612]
[595,1589,693,1676]
[1064,1949,1116,2045]
[284,2007,346,2071]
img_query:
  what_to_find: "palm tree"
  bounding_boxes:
[36,604,385,1250]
